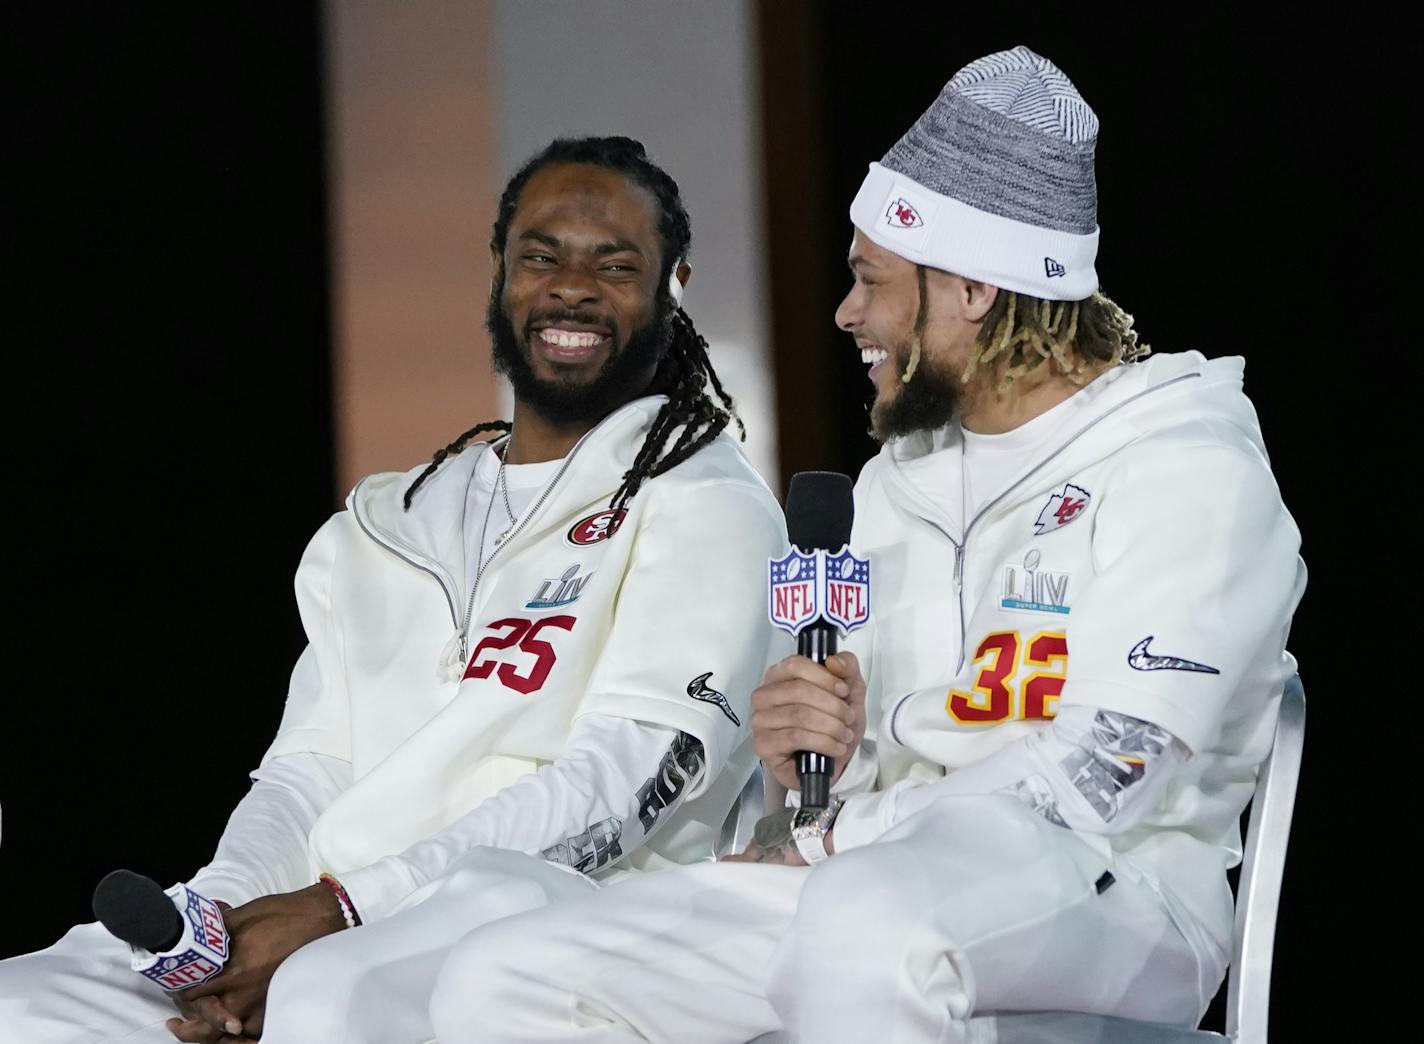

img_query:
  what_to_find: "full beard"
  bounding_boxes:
[868,335,962,441]
[487,282,674,427]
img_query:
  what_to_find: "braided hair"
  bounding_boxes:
[403,136,741,512]
[962,288,1150,387]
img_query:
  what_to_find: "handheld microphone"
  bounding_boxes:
[772,471,870,808]
[93,870,230,991]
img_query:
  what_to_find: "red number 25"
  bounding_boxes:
[463,616,575,694]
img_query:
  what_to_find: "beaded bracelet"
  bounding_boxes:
[318,873,361,929]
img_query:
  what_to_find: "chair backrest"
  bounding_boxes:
[718,762,766,857]
[1226,673,1306,1043]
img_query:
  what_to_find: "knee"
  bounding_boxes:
[0,925,170,1044]
[794,851,924,947]
[768,858,906,997]
[428,923,529,1044]
[768,838,964,1005]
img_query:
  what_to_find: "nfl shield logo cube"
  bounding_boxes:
[132,882,230,992]
[769,550,820,635]
[823,550,871,634]
[142,950,223,991]
[184,889,229,960]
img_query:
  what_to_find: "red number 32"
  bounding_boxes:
[463,616,575,694]
[947,630,1068,724]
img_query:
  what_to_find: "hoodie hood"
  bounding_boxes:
[348,396,673,584]
[874,352,1269,536]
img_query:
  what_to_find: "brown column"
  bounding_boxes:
[755,0,839,495]
[325,0,501,496]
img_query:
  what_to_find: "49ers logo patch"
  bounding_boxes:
[1034,483,1091,535]
[567,509,627,546]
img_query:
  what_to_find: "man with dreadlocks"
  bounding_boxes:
[420,48,1305,1042]
[0,136,787,1044]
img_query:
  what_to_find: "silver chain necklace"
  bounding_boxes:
[494,443,519,546]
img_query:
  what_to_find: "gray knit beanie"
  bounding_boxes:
[849,46,1100,300]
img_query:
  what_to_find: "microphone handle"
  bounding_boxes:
[796,621,839,808]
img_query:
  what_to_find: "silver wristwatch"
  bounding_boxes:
[791,798,843,866]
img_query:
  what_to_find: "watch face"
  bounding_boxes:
[792,807,824,835]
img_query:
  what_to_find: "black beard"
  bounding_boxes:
[869,337,962,441]
[487,283,673,426]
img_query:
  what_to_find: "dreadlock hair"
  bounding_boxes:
[402,136,741,513]
[402,420,512,510]
[960,288,1150,388]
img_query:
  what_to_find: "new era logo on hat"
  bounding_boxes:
[1044,257,1066,278]
[886,198,924,229]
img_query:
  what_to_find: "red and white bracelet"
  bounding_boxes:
[318,873,361,929]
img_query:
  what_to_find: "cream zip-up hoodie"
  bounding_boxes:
[231,397,786,922]
[832,352,1305,970]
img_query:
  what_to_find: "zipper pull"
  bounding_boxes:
[438,630,467,684]
[953,544,965,592]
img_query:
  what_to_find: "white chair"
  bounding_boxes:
[743,675,1306,1044]
[990,674,1305,1043]
[718,760,767,857]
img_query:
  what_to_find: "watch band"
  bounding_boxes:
[792,799,843,866]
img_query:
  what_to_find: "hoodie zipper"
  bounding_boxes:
[351,481,462,631]
[352,405,635,674]
[456,450,580,663]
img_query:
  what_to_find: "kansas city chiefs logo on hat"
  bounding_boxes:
[885,198,924,229]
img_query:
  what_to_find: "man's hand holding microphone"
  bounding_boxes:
[726,471,871,867]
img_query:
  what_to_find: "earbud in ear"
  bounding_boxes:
[668,261,685,307]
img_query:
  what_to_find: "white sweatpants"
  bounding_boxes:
[0,922,178,1044]
[429,796,1215,1044]
[0,848,592,1044]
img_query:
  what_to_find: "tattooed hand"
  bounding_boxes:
[721,809,807,866]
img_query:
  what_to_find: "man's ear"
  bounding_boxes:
[961,278,998,323]
[488,243,503,296]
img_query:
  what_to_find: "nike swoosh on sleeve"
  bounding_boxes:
[1127,637,1220,675]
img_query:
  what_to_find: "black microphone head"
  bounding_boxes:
[786,471,854,552]
[93,870,183,952]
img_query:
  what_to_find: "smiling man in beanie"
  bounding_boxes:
[421,48,1306,1042]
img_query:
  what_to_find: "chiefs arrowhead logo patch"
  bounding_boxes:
[1034,483,1091,536]
[885,197,924,229]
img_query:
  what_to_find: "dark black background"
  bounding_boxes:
[5,4,1403,1038]
[8,1,332,950]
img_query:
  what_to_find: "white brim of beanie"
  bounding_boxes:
[849,162,1100,301]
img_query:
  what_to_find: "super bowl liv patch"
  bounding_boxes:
[1001,549,1070,615]
[526,565,594,610]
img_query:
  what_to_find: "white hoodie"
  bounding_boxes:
[194,397,787,922]
[830,352,1305,968]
